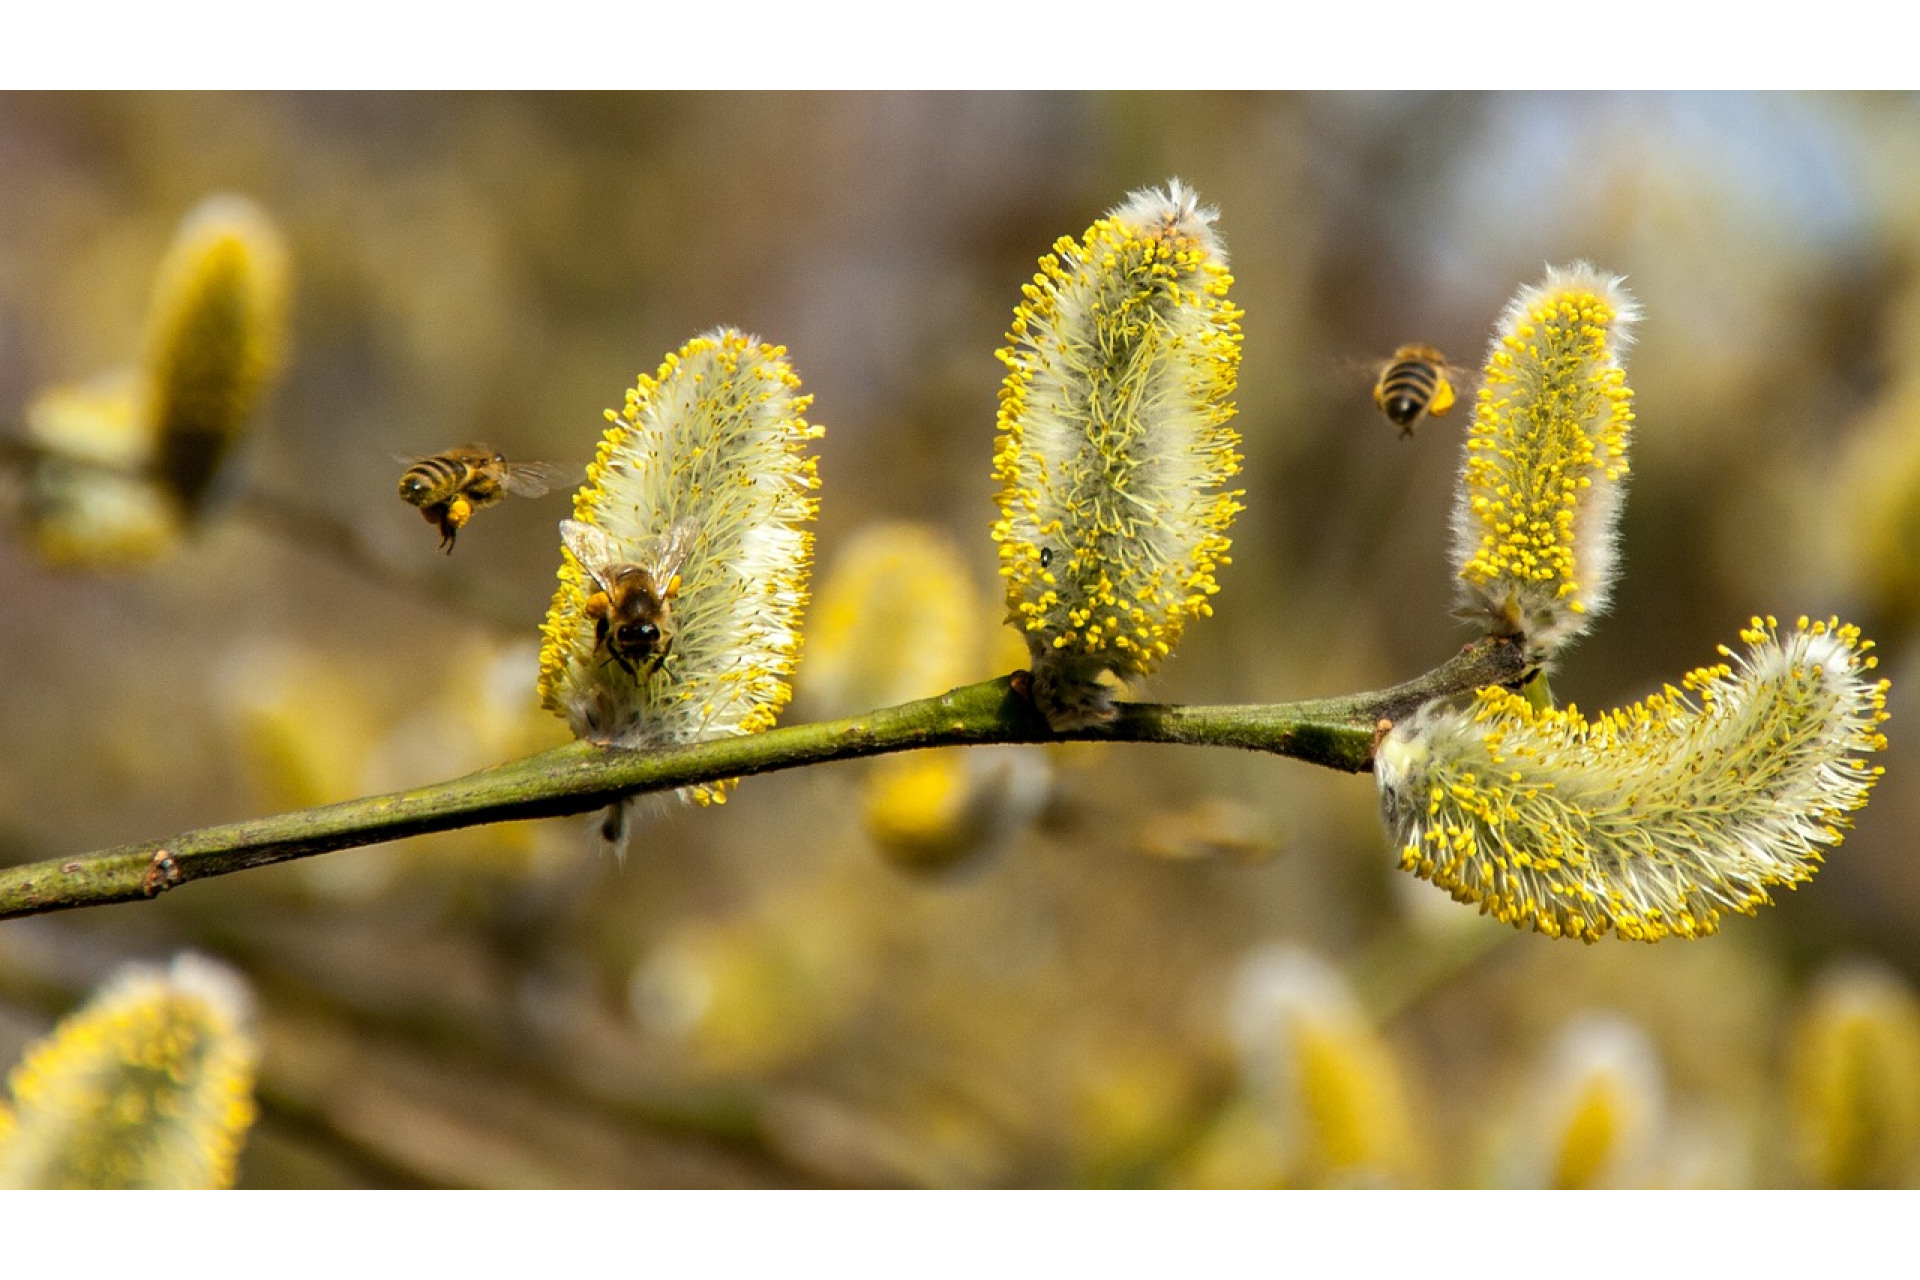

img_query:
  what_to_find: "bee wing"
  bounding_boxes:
[1322,354,1403,409]
[1328,353,1387,384]
[643,517,701,587]
[1327,347,1466,378]
[390,443,494,465]
[560,519,623,591]
[1325,349,1479,420]
[498,460,578,498]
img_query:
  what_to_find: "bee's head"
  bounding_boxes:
[616,621,661,650]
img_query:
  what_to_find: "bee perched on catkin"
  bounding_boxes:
[1375,617,1890,943]
[991,180,1244,729]
[536,328,822,854]
[1451,263,1638,664]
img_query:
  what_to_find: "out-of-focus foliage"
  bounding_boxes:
[2,93,1919,1187]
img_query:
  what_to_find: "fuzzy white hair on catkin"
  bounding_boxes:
[1108,179,1228,266]
[1493,262,1642,356]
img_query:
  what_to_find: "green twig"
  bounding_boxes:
[0,638,1525,922]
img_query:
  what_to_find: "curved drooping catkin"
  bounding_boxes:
[1376,617,1888,942]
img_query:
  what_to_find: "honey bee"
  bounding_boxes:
[398,444,569,552]
[1371,344,1459,438]
[560,517,700,679]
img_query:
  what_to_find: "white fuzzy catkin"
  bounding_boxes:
[537,328,821,846]
[1376,616,1889,942]
[991,179,1244,728]
[1451,263,1639,662]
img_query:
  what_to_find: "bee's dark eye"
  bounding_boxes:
[1039,547,1053,569]
[619,622,660,647]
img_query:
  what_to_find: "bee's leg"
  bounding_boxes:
[420,502,457,552]
[439,497,476,553]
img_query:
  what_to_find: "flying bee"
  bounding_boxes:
[1371,344,1459,438]
[397,444,570,552]
[560,517,700,679]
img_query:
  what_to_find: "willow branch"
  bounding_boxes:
[0,638,1526,921]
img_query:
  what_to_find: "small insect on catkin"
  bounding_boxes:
[1375,616,1889,943]
[1451,263,1638,664]
[991,180,1244,730]
[536,328,821,853]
